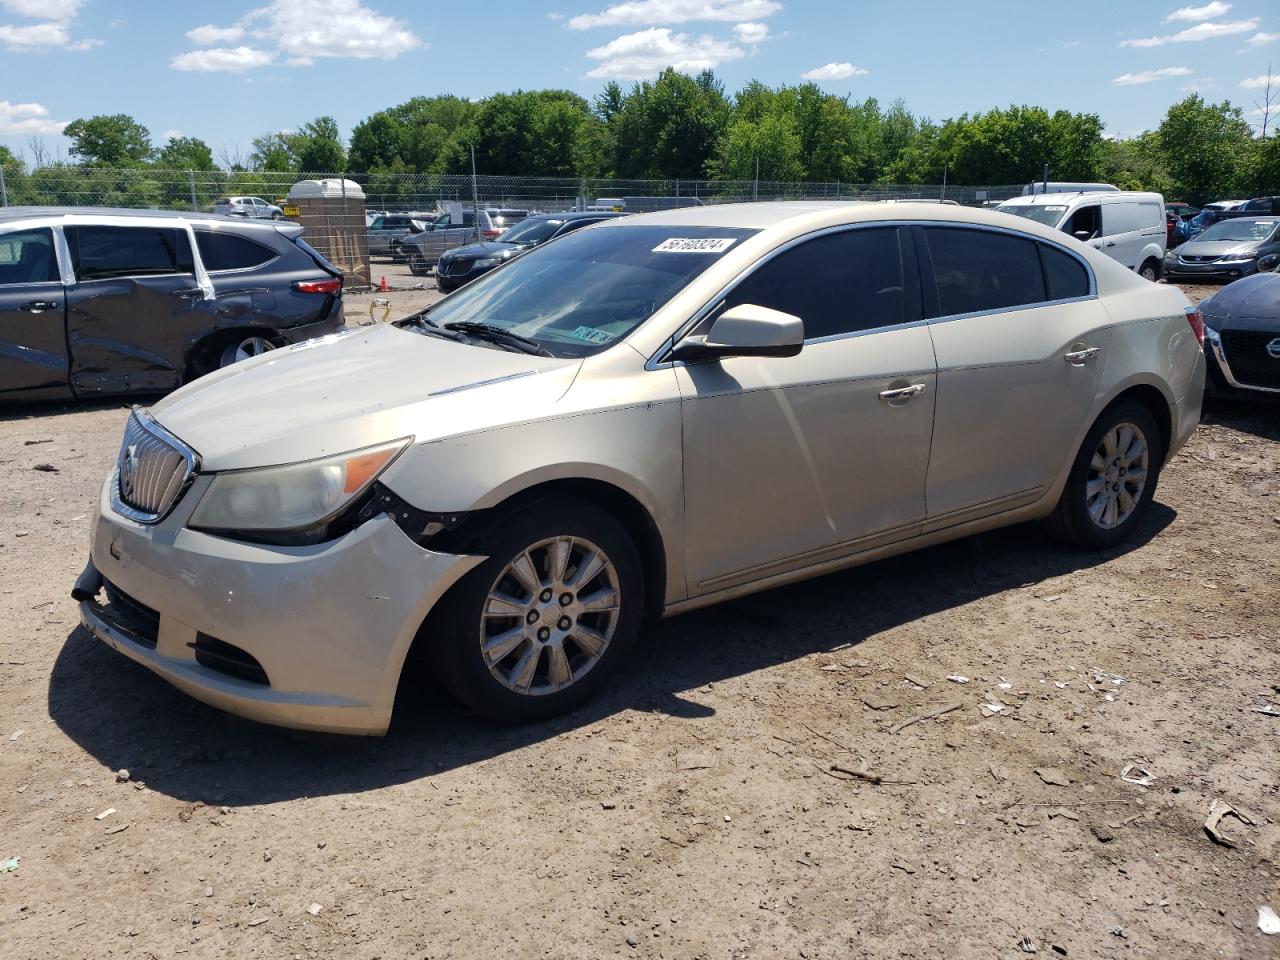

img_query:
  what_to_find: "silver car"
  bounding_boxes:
[212,196,286,221]
[1165,216,1280,282]
[74,202,1205,734]
[401,208,530,274]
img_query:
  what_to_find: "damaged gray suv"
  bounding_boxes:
[74,202,1205,734]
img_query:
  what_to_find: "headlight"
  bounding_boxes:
[472,257,501,269]
[189,438,410,533]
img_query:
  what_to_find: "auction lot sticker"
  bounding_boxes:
[652,237,737,253]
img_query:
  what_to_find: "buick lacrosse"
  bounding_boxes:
[73,202,1205,733]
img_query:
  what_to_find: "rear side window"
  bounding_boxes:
[1039,244,1090,301]
[0,228,60,285]
[69,225,194,281]
[924,227,1044,316]
[721,227,910,339]
[195,231,277,272]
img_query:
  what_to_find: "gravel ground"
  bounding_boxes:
[1,282,1277,959]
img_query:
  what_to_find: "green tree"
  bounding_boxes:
[63,114,153,167]
[250,132,296,172]
[1156,95,1253,205]
[157,136,216,171]
[293,116,346,172]
[609,68,731,178]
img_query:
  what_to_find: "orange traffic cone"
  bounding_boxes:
[378,275,389,292]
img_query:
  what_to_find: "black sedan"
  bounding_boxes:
[1200,265,1280,401]
[435,211,626,292]
[1,208,345,403]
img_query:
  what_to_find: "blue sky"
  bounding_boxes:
[1,0,1277,165]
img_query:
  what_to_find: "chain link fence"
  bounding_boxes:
[0,164,1027,280]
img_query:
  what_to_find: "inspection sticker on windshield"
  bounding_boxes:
[652,237,737,254]
[570,326,613,344]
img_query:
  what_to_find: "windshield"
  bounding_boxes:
[996,204,1067,227]
[409,225,757,358]
[1196,220,1277,242]
[498,217,565,245]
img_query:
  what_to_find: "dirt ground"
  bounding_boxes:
[2,282,1278,960]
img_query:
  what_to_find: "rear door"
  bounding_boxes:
[64,223,209,396]
[1099,200,1145,268]
[0,226,70,400]
[920,225,1111,525]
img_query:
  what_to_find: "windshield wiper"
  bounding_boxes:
[442,321,554,357]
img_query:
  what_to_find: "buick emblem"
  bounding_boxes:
[120,444,138,499]
[1268,337,1280,360]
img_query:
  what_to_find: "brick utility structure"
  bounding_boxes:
[285,178,370,289]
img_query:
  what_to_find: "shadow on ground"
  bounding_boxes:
[1201,397,1280,441]
[48,501,1176,806]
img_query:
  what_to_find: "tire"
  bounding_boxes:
[436,276,453,292]
[1041,400,1164,549]
[218,334,276,368]
[408,251,429,277]
[433,499,644,723]
[272,213,284,221]
[1138,258,1160,283]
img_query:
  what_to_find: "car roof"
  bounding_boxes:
[1206,215,1280,224]
[527,211,627,222]
[998,191,1162,206]
[0,206,250,225]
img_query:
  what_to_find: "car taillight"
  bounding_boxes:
[1184,305,1204,347]
[482,229,502,238]
[292,277,343,295]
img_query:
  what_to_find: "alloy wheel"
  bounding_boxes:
[1086,421,1149,529]
[221,336,275,367]
[479,536,620,696]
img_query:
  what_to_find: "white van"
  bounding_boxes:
[1021,182,1120,196]
[996,191,1166,280]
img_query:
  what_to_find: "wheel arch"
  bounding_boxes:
[1098,381,1173,464]
[184,325,286,381]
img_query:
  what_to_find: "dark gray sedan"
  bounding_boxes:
[1165,216,1280,282]
[1201,268,1280,401]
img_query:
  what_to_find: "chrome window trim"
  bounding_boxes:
[1204,326,1280,395]
[110,407,202,524]
[645,219,1099,370]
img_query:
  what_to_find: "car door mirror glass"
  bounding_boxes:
[671,303,804,363]
[1258,253,1280,272]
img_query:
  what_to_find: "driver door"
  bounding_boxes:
[0,226,70,400]
[676,226,937,596]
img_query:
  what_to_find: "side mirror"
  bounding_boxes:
[1258,253,1280,273]
[1073,230,1092,242]
[409,221,426,233]
[671,303,804,363]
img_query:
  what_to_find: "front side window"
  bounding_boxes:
[410,224,757,358]
[0,228,59,285]
[1065,205,1101,239]
[69,225,194,281]
[924,227,1045,317]
[369,216,386,230]
[194,231,277,272]
[499,218,564,246]
[718,227,909,340]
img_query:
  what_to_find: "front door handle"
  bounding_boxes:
[21,300,60,313]
[1064,346,1101,364]
[1104,241,1116,248]
[879,383,927,403]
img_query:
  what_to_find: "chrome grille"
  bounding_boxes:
[111,410,199,523]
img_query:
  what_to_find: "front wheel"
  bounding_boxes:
[1042,400,1164,549]
[408,251,429,276]
[433,500,644,722]
[1138,258,1160,282]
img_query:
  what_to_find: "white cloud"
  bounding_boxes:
[570,0,781,31]
[0,99,68,136]
[0,0,80,18]
[732,21,767,43]
[170,45,277,72]
[160,129,184,141]
[1164,1,1230,23]
[0,20,67,48]
[585,27,743,78]
[800,61,869,81]
[1120,17,1258,47]
[1062,39,1080,48]
[186,23,245,45]
[1240,72,1280,89]
[173,0,420,71]
[1111,66,1193,85]
[1243,31,1280,48]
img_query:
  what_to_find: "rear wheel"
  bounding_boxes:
[1138,258,1160,282]
[219,335,276,368]
[408,251,429,276]
[433,500,644,722]
[1042,400,1163,549]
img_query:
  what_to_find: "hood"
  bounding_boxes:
[1175,239,1263,258]
[149,324,579,471]
[1200,273,1280,328]
[441,240,521,260]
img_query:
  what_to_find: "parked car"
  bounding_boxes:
[0,208,345,403]
[72,201,1204,734]
[1200,265,1280,400]
[1182,200,1246,241]
[367,212,433,260]
[401,208,531,274]
[996,191,1166,279]
[1166,201,1200,221]
[435,211,626,291]
[1164,217,1280,283]
[1221,196,1280,219]
[213,196,286,220]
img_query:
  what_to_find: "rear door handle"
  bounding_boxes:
[1064,346,1101,364]
[170,287,204,299]
[21,300,60,313]
[879,383,927,402]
